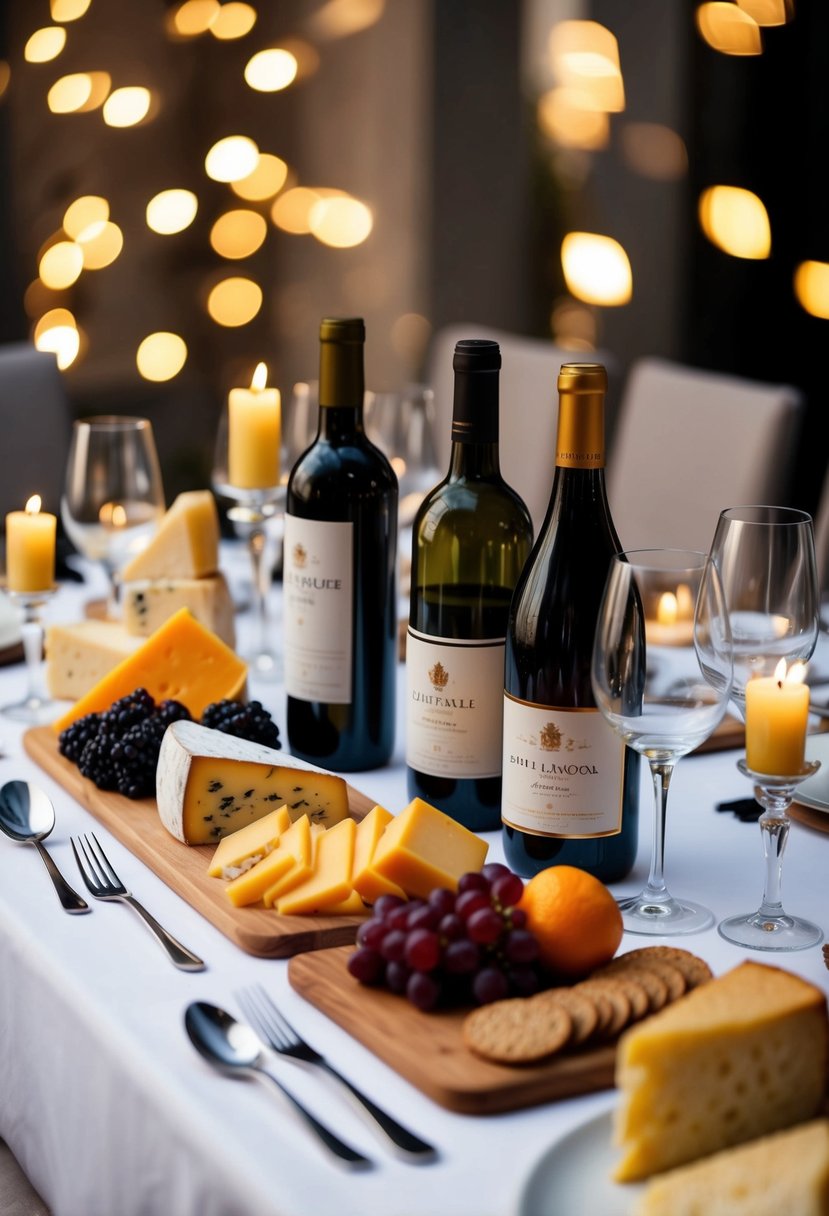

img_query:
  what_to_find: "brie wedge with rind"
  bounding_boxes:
[156,720,350,845]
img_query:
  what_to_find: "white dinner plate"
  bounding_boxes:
[795,733,829,816]
[0,592,21,651]
[516,1108,644,1216]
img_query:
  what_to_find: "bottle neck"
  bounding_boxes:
[555,388,606,470]
[318,331,364,439]
[448,366,500,478]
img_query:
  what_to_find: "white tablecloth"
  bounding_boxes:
[1,576,828,1216]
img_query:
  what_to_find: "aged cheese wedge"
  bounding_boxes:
[276,817,357,915]
[45,619,142,701]
[351,804,405,904]
[225,815,312,908]
[120,490,220,582]
[156,719,349,844]
[325,889,366,916]
[207,805,291,879]
[261,817,318,906]
[52,609,247,734]
[614,960,829,1182]
[122,573,236,647]
[371,797,489,899]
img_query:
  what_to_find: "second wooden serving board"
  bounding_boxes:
[24,725,374,959]
[289,945,617,1114]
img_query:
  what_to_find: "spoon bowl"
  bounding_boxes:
[184,1001,371,1168]
[0,780,89,913]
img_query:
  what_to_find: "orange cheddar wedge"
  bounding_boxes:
[261,816,316,907]
[52,608,247,733]
[207,805,291,879]
[371,797,488,899]
[225,814,311,908]
[276,818,357,916]
[351,804,406,904]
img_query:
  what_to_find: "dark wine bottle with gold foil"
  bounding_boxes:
[406,339,533,830]
[502,362,640,879]
[283,318,397,771]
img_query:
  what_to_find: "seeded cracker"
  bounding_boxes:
[462,997,572,1064]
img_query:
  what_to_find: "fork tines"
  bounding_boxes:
[71,832,125,895]
[236,985,295,1053]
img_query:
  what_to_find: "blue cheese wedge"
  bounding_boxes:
[206,804,291,879]
[123,573,236,648]
[156,720,350,844]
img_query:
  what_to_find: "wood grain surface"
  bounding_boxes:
[23,726,374,958]
[288,945,618,1114]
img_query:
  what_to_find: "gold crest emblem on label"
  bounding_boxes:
[429,661,449,691]
[293,543,307,567]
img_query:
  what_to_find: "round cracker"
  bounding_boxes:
[616,945,713,990]
[462,996,572,1064]
[532,986,600,1046]
[600,963,669,1013]
[601,952,687,1002]
[573,979,632,1038]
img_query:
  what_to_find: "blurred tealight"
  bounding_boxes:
[561,232,632,306]
[39,241,84,289]
[210,3,258,39]
[244,47,298,92]
[698,185,771,258]
[34,309,80,370]
[63,195,109,239]
[136,332,188,381]
[537,87,609,150]
[78,221,124,270]
[24,27,67,64]
[696,3,762,54]
[50,0,91,19]
[47,71,110,113]
[205,135,259,182]
[794,261,829,320]
[309,196,372,247]
[171,0,220,36]
[271,187,324,234]
[206,277,263,326]
[209,209,267,259]
[231,153,288,201]
[735,0,792,25]
[102,86,154,128]
[146,189,199,235]
[548,20,625,112]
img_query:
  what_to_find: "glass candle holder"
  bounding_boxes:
[1,586,58,724]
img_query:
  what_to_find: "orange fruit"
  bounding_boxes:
[517,865,623,978]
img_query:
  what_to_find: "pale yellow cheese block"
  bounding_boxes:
[45,619,142,701]
[351,804,405,904]
[120,490,219,581]
[122,573,236,647]
[614,960,829,1182]
[262,820,321,907]
[207,805,290,879]
[276,818,357,915]
[634,1118,829,1216]
[371,797,489,899]
[225,815,311,908]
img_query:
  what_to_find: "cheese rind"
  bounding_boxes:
[371,797,489,899]
[207,805,290,878]
[634,1118,829,1216]
[351,805,406,904]
[614,960,829,1182]
[156,719,349,844]
[52,609,247,734]
[224,816,311,908]
[122,573,236,647]
[275,818,357,915]
[120,490,220,581]
[45,620,142,700]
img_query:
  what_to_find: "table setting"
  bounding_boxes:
[1,363,829,1216]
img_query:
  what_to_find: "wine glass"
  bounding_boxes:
[591,548,733,934]
[61,416,165,619]
[707,504,821,949]
[212,379,283,681]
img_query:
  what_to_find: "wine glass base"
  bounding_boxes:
[718,911,823,951]
[1,696,59,725]
[618,893,714,936]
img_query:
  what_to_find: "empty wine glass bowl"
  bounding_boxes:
[365,384,440,528]
[592,548,733,934]
[707,505,819,717]
[61,416,165,617]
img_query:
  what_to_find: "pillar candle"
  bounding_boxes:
[744,660,810,776]
[228,362,281,490]
[5,495,57,593]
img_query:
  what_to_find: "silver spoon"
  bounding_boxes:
[0,780,90,913]
[184,1001,372,1170]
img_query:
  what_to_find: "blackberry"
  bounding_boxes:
[78,734,119,791]
[111,717,167,799]
[201,699,281,750]
[156,699,192,727]
[99,688,156,736]
[58,712,103,764]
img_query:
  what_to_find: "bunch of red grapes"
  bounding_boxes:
[347,862,544,1012]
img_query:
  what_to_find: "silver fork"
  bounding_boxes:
[236,984,436,1162]
[71,832,206,972]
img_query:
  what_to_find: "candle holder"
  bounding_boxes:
[223,493,282,681]
[718,758,823,951]
[0,586,58,724]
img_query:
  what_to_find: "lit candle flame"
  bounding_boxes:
[657,591,678,625]
[99,502,127,528]
[251,361,268,391]
[25,495,42,515]
[774,658,808,686]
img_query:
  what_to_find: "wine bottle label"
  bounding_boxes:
[283,516,353,703]
[501,694,626,837]
[406,628,505,778]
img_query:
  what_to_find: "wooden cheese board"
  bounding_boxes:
[23,725,374,959]
[289,945,617,1115]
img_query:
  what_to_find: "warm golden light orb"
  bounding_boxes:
[696,3,763,54]
[136,333,188,381]
[103,86,153,127]
[309,196,372,248]
[207,277,263,326]
[210,209,268,259]
[39,241,84,289]
[146,189,199,235]
[231,153,289,201]
[34,309,81,370]
[24,27,67,63]
[561,232,632,306]
[79,221,124,269]
[63,195,109,239]
[736,0,792,26]
[698,186,771,258]
[205,135,259,182]
[794,261,829,320]
[50,0,92,20]
[537,87,609,150]
[620,123,688,181]
[210,3,258,39]
[47,71,110,113]
[308,0,385,40]
[172,0,220,36]
[244,47,298,92]
[548,20,625,112]
[271,187,326,234]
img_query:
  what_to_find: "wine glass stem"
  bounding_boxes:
[248,525,270,655]
[20,610,45,707]
[644,759,674,900]
[756,804,790,919]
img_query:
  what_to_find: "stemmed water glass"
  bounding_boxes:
[61,416,166,619]
[707,504,821,949]
[592,548,734,934]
